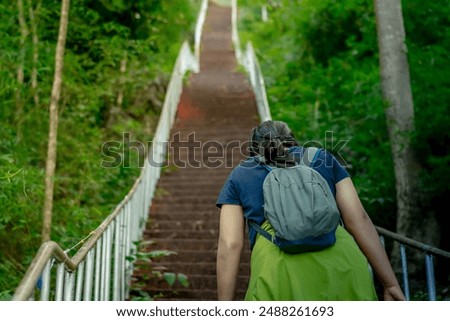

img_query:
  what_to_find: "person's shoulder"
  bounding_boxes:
[238,157,260,169]
[228,157,259,176]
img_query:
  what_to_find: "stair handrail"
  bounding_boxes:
[231,0,271,122]
[376,226,450,301]
[12,0,208,300]
[195,0,209,61]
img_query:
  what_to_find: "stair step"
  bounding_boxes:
[144,229,218,240]
[148,217,217,223]
[133,250,251,264]
[159,184,227,192]
[152,195,218,201]
[149,207,218,215]
[161,166,233,173]
[156,176,229,184]
[149,203,219,212]
[155,184,224,193]
[128,288,247,301]
[131,275,249,293]
[134,261,250,275]
[146,218,219,231]
[148,219,218,230]
[142,238,218,251]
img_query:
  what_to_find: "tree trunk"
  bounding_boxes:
[106,55,127,130]
[28,0,40,107]
[373,0,439,273]
[42,0,70,243]
[16,0,29,141]
[117,56,127,108]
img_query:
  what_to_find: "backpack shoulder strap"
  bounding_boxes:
[301,147,321,167]
[249,221,274,243]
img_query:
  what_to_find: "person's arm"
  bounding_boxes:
[336,177,406,301]
[216,204,245,300]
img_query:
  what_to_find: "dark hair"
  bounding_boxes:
[249,120,298,166]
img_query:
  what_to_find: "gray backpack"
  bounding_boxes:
[250,147,341,254]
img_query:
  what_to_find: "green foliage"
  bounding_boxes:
[238,0,448,232]
[0,0,198,297]
[403,0,450,201]
[163,272,189,288]
[0,290,13,301]
[128,241,189,301]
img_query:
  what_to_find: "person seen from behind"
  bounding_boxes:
[216,120,405,301]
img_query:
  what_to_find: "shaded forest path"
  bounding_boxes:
[131,2,258,300]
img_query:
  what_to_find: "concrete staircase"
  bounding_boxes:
[131,2,258,300]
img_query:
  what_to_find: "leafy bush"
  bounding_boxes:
[0,0,198,297]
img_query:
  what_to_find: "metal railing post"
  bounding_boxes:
[40,260,52,301]
[83,248,94,301]
[425,254,436,301]
[94,240,102,301]
[75,261,85,300]
[400,245,410,300]
[113,217,121,301]
[104,225,113,300]
[64,271,75,301]
[119,210,127,300]
[55,264,65,301]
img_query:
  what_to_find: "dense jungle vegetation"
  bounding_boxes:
[0,0,448,300]
[0,0,199,298]
[238,0,449,284]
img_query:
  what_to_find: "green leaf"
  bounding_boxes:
[177,273,189,288]
[163,272,176,287]
[147,250,177,258]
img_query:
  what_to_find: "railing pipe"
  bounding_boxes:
[195,0,208,62]
[231,0,271,123]
[102,234,109,300]
[376,226,450,259]
[124,202,132,300]
[231,0,242,64]
[376,226,450,301]
[113,217,121,301]
[106,225,113,300]
[75,261,84,300]
[83,249,94,301]
[40,260,51,301]
[55,264,65,301]
[94,241,101,301]
[64,271,75,301]
[380,235,385,248]
[425,255,436,301]
[400,245,410,301]
[245,42,272,122]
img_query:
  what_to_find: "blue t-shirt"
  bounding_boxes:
[216,146,350,249]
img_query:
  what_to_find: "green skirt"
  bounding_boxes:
[245,222,378,301]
